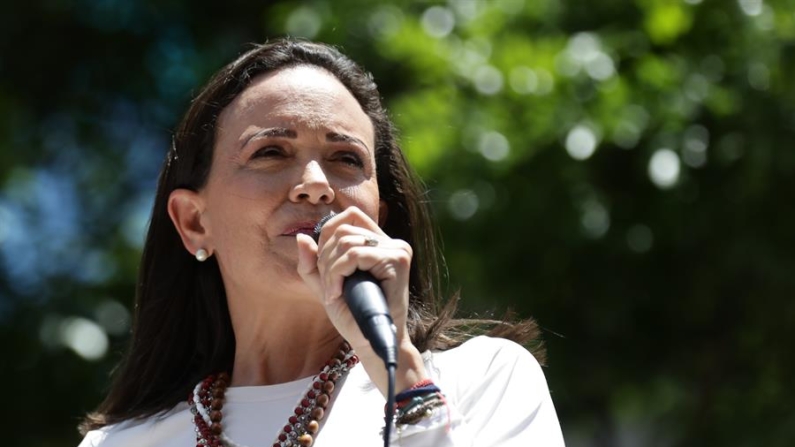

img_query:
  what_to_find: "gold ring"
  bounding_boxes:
[364,236,379,247]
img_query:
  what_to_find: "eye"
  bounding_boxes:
[251,145,285,159]
[333,151,364,168]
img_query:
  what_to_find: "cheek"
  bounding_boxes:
[338,181,381,218]
[205,181,281,239]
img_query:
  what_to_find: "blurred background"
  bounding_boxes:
[2,0,794,445]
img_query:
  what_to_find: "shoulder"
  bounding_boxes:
[428,335,542,376]
[77,404,193,447]
[421,336,565,445]
[424,336,547,397]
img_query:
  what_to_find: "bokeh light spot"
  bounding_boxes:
[60,317,109,361]
[95,300,131,336]
[648,149,681,189]
[421,6,455,38]
[449,189,479,220]
[566,125,599,160]
[285,6,322,39]
[585,52,616,81]
[478,131,510,161]
[738,0,763,16]
[368,6,404,39]
[580,199,610,239]
[473,65,504,95]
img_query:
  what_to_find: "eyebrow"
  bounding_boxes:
[241,128,371,152]
[326,132,370,152]
[241,128,297,149]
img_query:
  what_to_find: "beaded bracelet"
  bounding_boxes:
[396,393,446,425]
[388,379,448,427]
[395,383,442,406]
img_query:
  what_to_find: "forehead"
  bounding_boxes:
[217,65,374,145]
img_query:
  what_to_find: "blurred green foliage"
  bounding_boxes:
[1,0,794,446]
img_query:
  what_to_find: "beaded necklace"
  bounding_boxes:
[188,342,359,447]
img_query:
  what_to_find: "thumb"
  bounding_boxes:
[296,233,323,298]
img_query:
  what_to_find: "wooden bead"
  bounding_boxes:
[310,407,324,420]
[210,422,222,435]
[298,434,314,446]
[323,381,335,393]
[316,393,330,408]
[210,410,222,422]
[307,420,320,433]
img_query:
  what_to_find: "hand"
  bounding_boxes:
[295,206,413,355]
[296,206,430,396]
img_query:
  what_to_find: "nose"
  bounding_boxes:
[289,160,335,204]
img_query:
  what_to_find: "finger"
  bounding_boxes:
[324,243,412,300]
[318,224,385,265]
[318,231,380,301]
[316,206,385,249]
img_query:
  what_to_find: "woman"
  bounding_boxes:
[79,38,565,447]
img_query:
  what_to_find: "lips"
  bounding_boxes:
[282,221,320,237]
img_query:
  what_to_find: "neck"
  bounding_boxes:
[228,297,343,387]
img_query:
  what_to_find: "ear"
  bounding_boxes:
[167,188,211,257]
[378,199,389,227]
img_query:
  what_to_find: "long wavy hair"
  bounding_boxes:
[80,38,543,433]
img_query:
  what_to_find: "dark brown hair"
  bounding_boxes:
[80,38,543,434]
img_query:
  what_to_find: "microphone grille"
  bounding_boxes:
[312,212,337,242]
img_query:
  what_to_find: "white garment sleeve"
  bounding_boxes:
[390,336,565,447]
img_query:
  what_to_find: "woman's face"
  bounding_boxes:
[200,65,380,302]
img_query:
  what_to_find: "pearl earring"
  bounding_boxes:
[195,248,209,262]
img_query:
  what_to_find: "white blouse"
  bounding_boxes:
[79,336,565,447]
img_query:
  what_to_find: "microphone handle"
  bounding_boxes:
[343,270,398,366]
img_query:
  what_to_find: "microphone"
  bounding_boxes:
[313,213,398,367]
